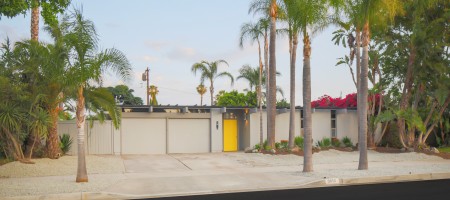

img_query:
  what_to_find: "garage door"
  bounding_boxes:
[121,118,166,154]
[168,119,210,153]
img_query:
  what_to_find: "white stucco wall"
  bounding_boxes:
[249,111,267,148]
[311,110,332,144]
[210,109,223,152]
[275,111,301,142]
[336,110,358,144]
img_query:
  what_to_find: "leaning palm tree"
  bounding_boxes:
[63,9,132,182]
[191,60,234,106]
[196,84,207,106]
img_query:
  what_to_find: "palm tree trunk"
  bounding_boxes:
[30,1,39,41]
[355,28,361,143]
[46,106,62,159]
[258,41,264,151]
[289,32,298,149]
[302,33,313,172]
[200,94,203,106]
[76,86,88,182]
[264,29,270,147]
[358,21,369,170]
[267,0,277,149]
[210,81,214,106]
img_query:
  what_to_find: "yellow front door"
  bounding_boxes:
[223,119,238,151]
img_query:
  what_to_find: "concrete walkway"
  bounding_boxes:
[4,151,450,200]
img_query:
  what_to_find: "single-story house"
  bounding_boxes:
[58,105,358,155]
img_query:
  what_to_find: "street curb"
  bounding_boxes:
[304,172,450,187]
[4,173,450,200]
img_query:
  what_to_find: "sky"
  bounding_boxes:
[0,0,357,106]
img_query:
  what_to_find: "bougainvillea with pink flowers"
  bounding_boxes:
[311,93,356,108]
[311,93,381,108]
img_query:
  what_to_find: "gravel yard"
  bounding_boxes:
[1,151,450,198]
[0,155,125,197]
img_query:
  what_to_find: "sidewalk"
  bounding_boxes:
[2,151,450,200]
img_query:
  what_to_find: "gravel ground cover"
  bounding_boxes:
[0,155,124,178]
[228,150,450,179]
[1,151,449,198]
[0,155,125,197]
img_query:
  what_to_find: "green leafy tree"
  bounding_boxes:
[216,90,257,107]
[191,60,234,106]
[0,0,28,19]
[107,85,143,106]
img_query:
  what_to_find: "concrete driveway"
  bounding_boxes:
[102,151,450,198]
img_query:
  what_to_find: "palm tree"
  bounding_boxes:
[348,0,403,170]
[191,60,234,106]
[249,0,275,149]
[196,84,207,106]
[285,0,339,172]
[237,65,260,92]
[249,0,279,149]
[281,0,301,150]
[63,9,132,182]
[237,65,282,93]
[29,0,70,41]
[149,85,159,106]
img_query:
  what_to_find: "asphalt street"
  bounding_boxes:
[150,179,450,200]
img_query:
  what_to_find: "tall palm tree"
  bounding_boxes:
[281,0,301,150]
[29,0,71,41]
[249,0,276,149]
[239,23,264,148]
[63,9,132,182]
[266,0,278,149]
[286,0,339,172]
[348,0,403,170]
[191,60,234,106]
[196,84,207,106]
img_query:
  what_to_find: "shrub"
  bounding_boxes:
[275,142,281,149]
[294,136,304,148]
[279,140,288,150]
[254,144,261,150]
[332,138,341,147]
[59,134,73,155]
[322,138,331,147]
[342,136,353,147]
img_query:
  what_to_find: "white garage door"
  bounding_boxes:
[121,118,166,154]
[168,119,210,153]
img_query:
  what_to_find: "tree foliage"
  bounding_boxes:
[216,90,257,107]
[107,85,143,106]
